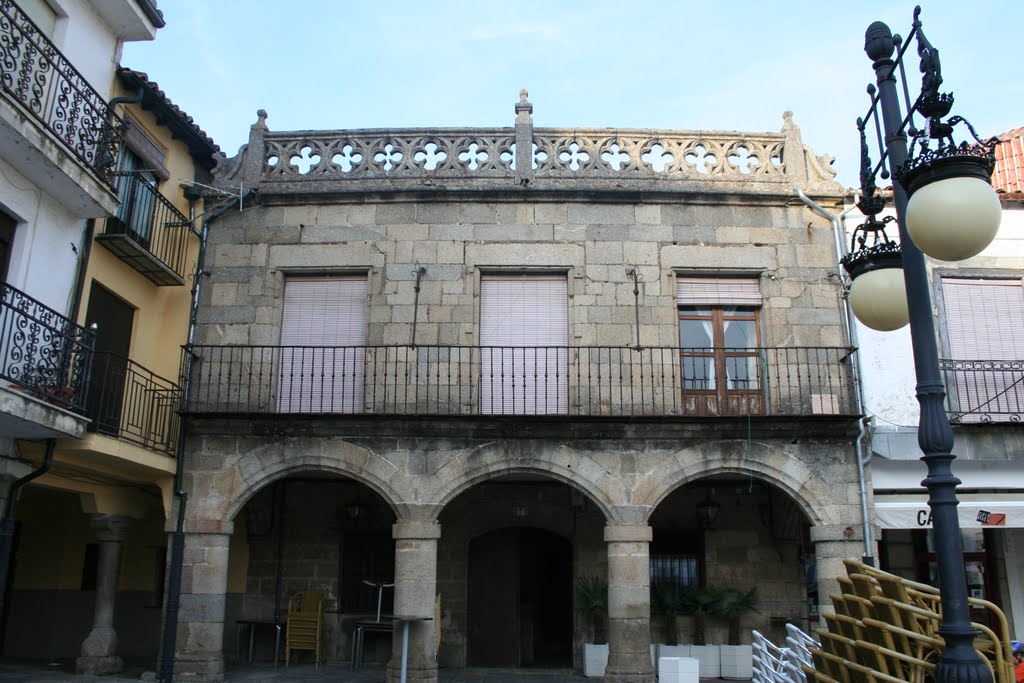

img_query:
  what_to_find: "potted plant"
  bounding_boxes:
[679,585,724,677]
[576,575,608,677]
[712,586,758,679]
[651,582,691,673]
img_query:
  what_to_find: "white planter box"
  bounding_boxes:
[584,643,608,677]
[689,644,721,678]
[720,644,754,679]
[655,645,689,675]
[659,656,700,683]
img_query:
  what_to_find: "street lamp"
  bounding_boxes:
[841,7,1000,683]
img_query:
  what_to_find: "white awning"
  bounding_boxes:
[875,497,1024,529]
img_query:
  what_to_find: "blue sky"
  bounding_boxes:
[123,1,1023,188]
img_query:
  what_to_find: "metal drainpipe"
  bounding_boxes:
[796,188,876,565]
[159,191,250,683]
[0,439,56,618]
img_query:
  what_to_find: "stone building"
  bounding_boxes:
[172,93,863,682]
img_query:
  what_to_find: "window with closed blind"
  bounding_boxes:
[940,277,1024,420]
[677,276,763,416]
[479,274,568,414]
[278,275,367,413]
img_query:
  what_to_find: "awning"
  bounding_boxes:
[875,497,1024,529]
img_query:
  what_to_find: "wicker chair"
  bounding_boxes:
[285,590,325,667]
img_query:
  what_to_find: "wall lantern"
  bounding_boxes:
[696,489,721,529]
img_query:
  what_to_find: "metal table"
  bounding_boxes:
[235,619,283,668]
[351,615,433,683]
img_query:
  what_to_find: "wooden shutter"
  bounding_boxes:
[479,274,568,414]
[942,278,1024,359]
[278,275,367,413]
[676,277,762,306]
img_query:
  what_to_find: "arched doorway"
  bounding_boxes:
[467,526,572,667]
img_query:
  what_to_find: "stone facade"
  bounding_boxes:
[172,95,863,682]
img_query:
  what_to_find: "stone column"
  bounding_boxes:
[387,518,440,683]
[76,514,132,675]
[810,524,865,617]
[603,524,655,683]
[172,527,232,682]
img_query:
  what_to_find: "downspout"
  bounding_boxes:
[159,190,252,683]
[0,439,56,618]
[796,188,876,566]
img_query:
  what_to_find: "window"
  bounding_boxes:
[18,0,57,37]
[479,274,568,414]
[111,149,158,248]
[278,275,367,413]
[0,211,15,283]
[677,277,763,416]
[941,277,1024,421]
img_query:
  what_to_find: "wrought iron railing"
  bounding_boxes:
[0,0,123,187]
[941,359,1024,423]
[0,282,93,412]
[87,352,181,455]
[97,172,195,281]
[182,345,856,418]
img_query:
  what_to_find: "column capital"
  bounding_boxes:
[393,519,441,540]
[603,524,652,543]
[88,515,132,543]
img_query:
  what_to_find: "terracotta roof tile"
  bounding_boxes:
[993,127,1024,194]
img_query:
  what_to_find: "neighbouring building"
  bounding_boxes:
[169,94,866,683]
[0,0,219,674]
[854,126,1024,642]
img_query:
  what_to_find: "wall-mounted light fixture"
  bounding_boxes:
[696,488,721,529]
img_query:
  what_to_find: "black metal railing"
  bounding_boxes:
[88,352,181,455]
[941,359,1024,423]
[182,345,856,418]
[0,0,123,187]
[0,282,93,411]
[97,172,195,281]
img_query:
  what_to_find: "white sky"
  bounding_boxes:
[122,1,1024,188]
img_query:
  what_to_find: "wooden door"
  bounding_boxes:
[467,528,520,666]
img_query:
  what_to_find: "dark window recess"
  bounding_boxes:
[80,543,99,590]
[0,211,15,283]
[340,530,395,614]
[650,531,702,587]
[151,546,167,607]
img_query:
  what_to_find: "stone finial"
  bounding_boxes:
[254,109,269,130]
[515,88,533,122]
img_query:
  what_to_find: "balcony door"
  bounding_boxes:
[113,150,158,248]
[85,284,134,434]
[278,275,367,413]
[677,277,763,416]
[479,274,568,415]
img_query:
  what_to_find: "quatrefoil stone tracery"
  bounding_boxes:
[601,144,630,171]
[374,144,403,171]
[332,145,363,172]
[728,145,760,174]
[458,143,488,170]
[641,144,673,173]
[685,145,717,174]
[414,143,448,171]
[290,146,321,174]
[559,142,590,171]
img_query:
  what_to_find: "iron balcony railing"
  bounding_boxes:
[96,172,195,284]
[941,359,1024,424]
[87,352,181,455]
[0,0,123,187]
[0,282,93,412]
[183,345,857,418]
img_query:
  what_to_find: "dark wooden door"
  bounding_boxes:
[85,284,134,433]
[468,528,520,666]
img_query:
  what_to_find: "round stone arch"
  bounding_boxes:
[215,448,402,524]
[640,441,847,527]
[432,460,616,521]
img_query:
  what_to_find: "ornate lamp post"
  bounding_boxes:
[841,7,1000,682]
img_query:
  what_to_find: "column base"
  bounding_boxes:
[386,662,438,683]
[75,655,123,675]
[603,666,656,683]
[169,652,225,683]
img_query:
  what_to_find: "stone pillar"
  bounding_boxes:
[76,514,132,675]
[172,527,232,682]
[513,89,534,185]
[387,518,440,683]
[810,524,865,616]
[603,524,655,683]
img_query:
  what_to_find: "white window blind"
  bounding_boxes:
[676,276,762,306]
[19,0,57,36]
[479,274,568,414]
[941,277,1024,420]
[942,278,1024,359]
[278,275,367,413]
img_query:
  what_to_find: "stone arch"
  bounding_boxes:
[215,443,403,523]
[640,440,845,527]
[432,458,616,521]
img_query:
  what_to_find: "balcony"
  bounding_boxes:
[0,0,125,217]
[941,359,1023,424]
[86,352,181,455]
[0,283,93,438]
[95,172,195,285]
[183,345,857,422]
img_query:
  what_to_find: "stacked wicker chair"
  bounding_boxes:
[285,590,325,667]
[803,560,1013,683]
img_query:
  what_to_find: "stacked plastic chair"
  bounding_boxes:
[802,560,1014,683]
[753,627,815,683]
